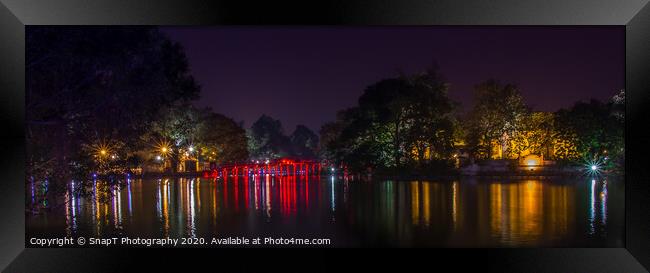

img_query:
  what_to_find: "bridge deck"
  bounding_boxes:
[203,158,325,178]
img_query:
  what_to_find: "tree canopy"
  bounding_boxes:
[27,27,200,181]
[290,125,319,158]
[26,27,250,182]
[554,96,624,164]
[248,115,320,160]
[465,80,528,159]
[322,68,457,172]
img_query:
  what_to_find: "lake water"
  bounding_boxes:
[26,175,624,247]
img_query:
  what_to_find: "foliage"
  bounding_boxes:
[324,67,457,172]
[27,26,199,186]
[290,125,319,158]
[465,80,528,159]
[554,96,624,165]
[318,119,346,161]
[142,105,249,167]
[248,115,320,160]
[248,115,292,159]
[401,71,457,165]
[508,112,555,159]
[196,109,249,164]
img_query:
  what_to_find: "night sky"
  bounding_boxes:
[161,27,624,133]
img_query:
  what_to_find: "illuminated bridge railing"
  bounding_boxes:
[203,158,325,178]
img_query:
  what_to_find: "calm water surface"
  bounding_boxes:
[27,175,624,247]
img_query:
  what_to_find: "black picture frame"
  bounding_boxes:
[1,1,649,272]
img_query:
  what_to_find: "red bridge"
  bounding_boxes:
[203,157,325,178]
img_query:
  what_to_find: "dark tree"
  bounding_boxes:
[554,96,624,165]
[27,26,199,184]
[196,109,249,164]
[401,70,457,166]
[142,105,249,170]
[325,67,457,172]
[290,125,319,158]
[465,79,528,159]
[319,118,346,161]
[248,115,292,159]
[357,77,411,168]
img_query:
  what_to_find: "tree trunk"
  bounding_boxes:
[394,120,401,168]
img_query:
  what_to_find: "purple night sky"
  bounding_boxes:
[161,27,624,133]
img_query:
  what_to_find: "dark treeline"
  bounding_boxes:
[319,67,457,173]
[319,68,624,175]
[247,115,319,160]
[27,27,251,200]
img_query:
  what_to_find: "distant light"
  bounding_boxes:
[100,150,107,156]
[265,160,270,164]
[161,147,168,153]
[111,155,116,159]
[188,146,194,152]
[584,159,603,175]
[156,155,162,161]
[331,168,335,172]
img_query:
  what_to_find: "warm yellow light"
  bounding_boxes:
[154,139,172,157]
[100,150,107,156]
[523,155,542,167]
